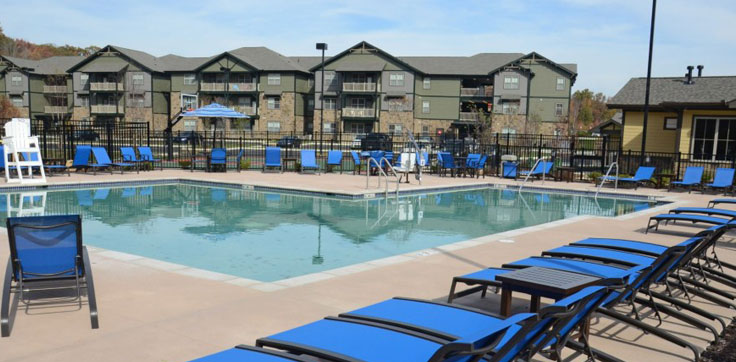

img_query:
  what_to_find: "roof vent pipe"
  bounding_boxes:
[697,65,704,77]
[686,66,694,84]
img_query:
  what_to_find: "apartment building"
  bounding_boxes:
[0,41,576,136]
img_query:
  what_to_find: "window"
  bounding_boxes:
[389,73,405,87]
[307,99,314,110]
[351,98,367,108]
[267,73,281,85]
[267,97,280,110]
[664,117,678,130]
[132,73,145,86]
[323,122,334,133]
[388,98,406,112]
[503,76,519,90]
[692,117,736,161]
[77,95,89,107]
[349,122,367,134]
[324,97,336,110]
[502,100,520,115]
[267,121,281,132]
[324,73,335,89]
[184,119,197,131]
[237,96,251,106]
[556,77,565,91]
[501,127,517,135]
[183,74,196,85]
[181,94,197,111]
[421,125,429,136]
[231,119,251,131]
[555,103,564,116]
[128,94,145,107]
[80,74,89,85]
[10,97,22,107]
[388,124,403,135]
[422,100,430,114]
[11,75,22,86]
[423,77,431,89]
[554,129,562,136]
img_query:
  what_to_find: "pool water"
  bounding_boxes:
[0,185,655,282]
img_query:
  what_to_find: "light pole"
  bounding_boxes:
[640,0,657,163]
[316,43,328,156]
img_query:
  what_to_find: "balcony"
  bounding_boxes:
[43,85,67,93]
[233,105,257,115]
[459,112,480,122]
[342,82,377,92]
[91,105,120,114]
[201,82,256,92]
[460,86,493,97]
[90,82,124,91]
[44,106,70,114]
[342,108,376,118]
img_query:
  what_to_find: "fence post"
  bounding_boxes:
[537,133,542,160]
[495,132,500,176]
[601,135,607,173]
[676,152,681,180]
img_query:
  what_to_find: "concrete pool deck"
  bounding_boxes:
[0,169,734,361]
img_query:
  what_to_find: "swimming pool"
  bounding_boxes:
[0,184,656,282]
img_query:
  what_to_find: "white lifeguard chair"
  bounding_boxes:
[3,118,46,184]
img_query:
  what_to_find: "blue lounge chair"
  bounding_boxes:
[670,166,704,193]
[601,166,655,189]
[2,215,98,337]
[263,147,282,173]
[708,198,736,208]
[519,161,553,180]
[91,147,134,175]
[137,146,162,171]
[120,147,142,173]
[300,149,320,174]
[71,145,93,172]
[646,213,733,233]
[350,151,362,175]
[670,206,736,219]
[439,152,459,177]
[208,148,227,172]
[190,345,313,362]
[703,167,734,194]
[326,151,343,173]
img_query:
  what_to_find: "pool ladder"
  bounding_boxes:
[518,158,547,192]
[595,162,619,198]
[366,157,400,198]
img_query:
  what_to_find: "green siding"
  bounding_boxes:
[414,96,459,120]
[527,61,570,98]
[152,92,168,114]
[414,76,460,97]
[0,74,5,92]
[294,74,311,93]
[200,56,255,73]
[80,55,140,72]
[259,73,295,93]
[295,93,305,116]
[170,73,198,93]
[152,74,170,93]
[28,75,44,93]
[528,98,568,122]
[325,52,407,72]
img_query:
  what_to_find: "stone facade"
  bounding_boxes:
[123,107,153,124]
[378,110,414,134]
[255,92,296,133]
[490,114,568,135]
[71,106,90,121]
[311,108,340,132]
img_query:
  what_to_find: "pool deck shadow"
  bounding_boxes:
[0,170,733,361]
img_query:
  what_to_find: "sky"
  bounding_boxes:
[2,0,735,96]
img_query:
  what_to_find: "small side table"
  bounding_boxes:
[495,267,602,317]
[283,157,298,172]
[556,167,576,182]
[654,173,675,189]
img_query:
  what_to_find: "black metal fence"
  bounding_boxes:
[13,120,736,185]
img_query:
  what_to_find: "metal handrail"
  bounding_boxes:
[595,162,619,198]
[518,158,545,192]
[365,157,400,198]
[380,157,401,198]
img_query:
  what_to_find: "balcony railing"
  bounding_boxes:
[460,87,493,97]
[459,112,480,122]
[43,85,67,93]
[233,105,257,115]
[90,82,124,91]
[201,82,257,92]
[91,105,120,114]
[44,106,70,114]
[342,108,376,118]
[342,82,377,92]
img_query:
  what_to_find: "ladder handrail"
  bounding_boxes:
[380,157,401,198]
[518,158,545,192]
[404,129,423,185]
[365,157,400,198]
[595,162,619,198]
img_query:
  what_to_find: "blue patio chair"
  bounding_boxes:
[669,206,736,219]
[120,147,142,173]
[646,212,733,233]
[601,166,655,189]
[519,161,553,180]
[71,145,93,172]
[208,148,227,172]
[350,151,362,175]
[326,150,343,173]
[235,149,245,172]
[708,198,736,208]
[2,215,99,337]
[300,149,320,174]
[670,166,704,193]
[468,154,488,178]
[703,167,734,194]
[190,345,313,362]
[465,153,481,168]
[137,146,162,171]
[263,147,282,173]
[91,147,134,175]
[439,152,459,177]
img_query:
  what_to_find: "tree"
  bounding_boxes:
[0,95,20,120]
[569,89,616,134]
[0,24,98,58]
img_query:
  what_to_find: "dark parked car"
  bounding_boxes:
[71,130,100,142]
[361,133,392,151]
[172,131,203,145]
[276,136,302,148]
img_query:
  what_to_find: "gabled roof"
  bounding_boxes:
[308,41,422,73]
[608,76,736,108]
[157,54,212,72]
[194,47,310,73]
[67,45,162,73]
[2,55,85,75]
[505,52,578,79]
[399,53,522,76]
[288,56,326,70]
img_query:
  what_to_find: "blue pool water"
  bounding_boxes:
[0,185,656,282]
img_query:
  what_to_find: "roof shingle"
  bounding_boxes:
[609,76,736,107]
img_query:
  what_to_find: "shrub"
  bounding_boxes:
[240,159,250,170]
[179,160,191,169]
[588,171,602,182]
